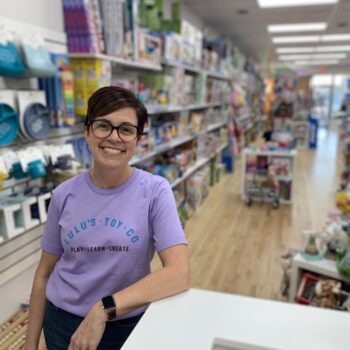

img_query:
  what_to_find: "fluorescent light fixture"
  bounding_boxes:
[279,54,312,60]
[316,45,350,52]
[272,35,320,44]
[279,53,346,61]
[257,0,338,8]
[294,59,339,65]
[321,34,350,41]
[276,47,315,53]
[268,23,327,33]
[312,53,347,59]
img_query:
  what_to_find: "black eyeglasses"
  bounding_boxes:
[89,119,140,142]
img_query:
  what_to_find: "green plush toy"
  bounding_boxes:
[336,249,350,280]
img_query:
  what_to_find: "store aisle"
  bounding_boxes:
[152,128,340,301]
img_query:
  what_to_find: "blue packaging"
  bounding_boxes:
[308,116,318,149]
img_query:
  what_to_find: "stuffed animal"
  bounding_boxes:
[320,220,349,260]
[336,188,350,214]
[312,279,341,309]
[336,249,350,280]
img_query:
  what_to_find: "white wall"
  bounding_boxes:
[0,0,64,33]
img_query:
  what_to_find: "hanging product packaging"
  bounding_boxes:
[0,27,25,77]
[17,90,51,141]
[0,90,19,145]
[0,103,19,145]
[21,34,56,77]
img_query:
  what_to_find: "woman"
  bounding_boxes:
[25,86,190,350]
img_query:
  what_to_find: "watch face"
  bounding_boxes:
[102,295,115,309]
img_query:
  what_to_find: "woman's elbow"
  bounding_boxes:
[181,264,191,291]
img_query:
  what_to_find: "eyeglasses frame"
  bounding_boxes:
[86,119,142,143]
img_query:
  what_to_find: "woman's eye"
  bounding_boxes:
[96,122,111,131]
[119,125,135,135]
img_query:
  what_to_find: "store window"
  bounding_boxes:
[311,74,350,126]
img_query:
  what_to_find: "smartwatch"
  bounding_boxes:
[101,295,117,321]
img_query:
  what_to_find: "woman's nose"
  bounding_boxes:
[108,128,123,141]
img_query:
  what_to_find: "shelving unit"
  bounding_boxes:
[290,120,309,149]
[147,102,228,115]
[289,253,350,303]
[162,60,231,81]
[241,148,297,204]
[69,53,162,71]
[171,143,228,189]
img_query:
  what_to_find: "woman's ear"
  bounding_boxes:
[83,125,89,138]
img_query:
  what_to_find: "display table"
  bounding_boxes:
[241,148,297,204]
[289,253,350,303]
[122,288,349,350]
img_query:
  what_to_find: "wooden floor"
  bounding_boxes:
[152,127,341,301]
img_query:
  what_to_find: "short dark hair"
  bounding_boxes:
[85,86,148,137]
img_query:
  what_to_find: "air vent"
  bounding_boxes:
[338,22,348,28]
[237,9,249,15]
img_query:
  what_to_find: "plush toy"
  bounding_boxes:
[336,188,350,214]
[320,220,349,260]
[336,249,350,280]
[313,279,341,309]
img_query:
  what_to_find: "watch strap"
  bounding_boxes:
[101,295,117,321]
[105,307,117,321]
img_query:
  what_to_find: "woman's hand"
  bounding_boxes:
[68,303,106,350]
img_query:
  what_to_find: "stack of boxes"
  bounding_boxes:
[71,59,112,116]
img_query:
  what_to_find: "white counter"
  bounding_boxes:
[122,288,349,350]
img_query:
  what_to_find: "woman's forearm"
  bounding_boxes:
[24,273,49,350]
[114,262,190,316]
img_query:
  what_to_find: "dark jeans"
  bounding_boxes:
[43,300,143,350]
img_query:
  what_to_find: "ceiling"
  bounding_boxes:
[181,0,350,72]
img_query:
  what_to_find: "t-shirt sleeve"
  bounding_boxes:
[40,192,64,256]
[150,179,188,252]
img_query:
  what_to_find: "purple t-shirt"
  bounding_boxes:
[41,168,187,319]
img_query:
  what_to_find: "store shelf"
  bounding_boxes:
[130,135,195,165]
[207,122,227,132]
[275,175,292,181]
[289,253,350,303]
[68,53,162,71]
[8,123,84,149]
[171,143,228,188]
[147,102,228,115]
[162,60,202,74]
[243,148,297,157]
[236,113,251,123]
[215,143,228,154]
[163,60,231,81]
[171,158,209,188]
[206,71,231,81]
[131,119,228,165]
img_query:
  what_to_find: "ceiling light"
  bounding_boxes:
[257,0,338,8]
[279,54,312,60]
[316,45,350,52]
[321,34,350,41]
[279,53,347,61]
[312,53,347,59]
[272,35,320,43]
[294,59,339,65]
[276,47,315,53]
[268,23,327,33]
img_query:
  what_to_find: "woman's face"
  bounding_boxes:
[84,107,139,172]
